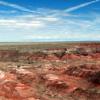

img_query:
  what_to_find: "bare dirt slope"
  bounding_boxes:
[0,42,100,100]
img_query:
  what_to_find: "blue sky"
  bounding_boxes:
[0,0,100,42]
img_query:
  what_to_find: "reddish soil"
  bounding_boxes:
[0,43,100,100]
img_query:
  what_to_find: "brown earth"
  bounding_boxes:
[0,43,100,100]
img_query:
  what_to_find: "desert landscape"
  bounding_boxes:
[0,42,99,100]
[0,0,100,99]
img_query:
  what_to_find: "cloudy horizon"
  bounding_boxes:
[0,0,100,42]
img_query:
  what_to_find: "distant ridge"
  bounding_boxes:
[0,41,100,45]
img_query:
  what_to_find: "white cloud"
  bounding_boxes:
[65,0,100,12]
[0,10,17,14]
[0,1,34,13]
[0,11,100,41]
[0,0,100,41]
[0,19,45,28]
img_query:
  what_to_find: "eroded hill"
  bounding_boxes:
[0,42,100,100]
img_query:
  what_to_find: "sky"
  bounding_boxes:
[0,0,100,42]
